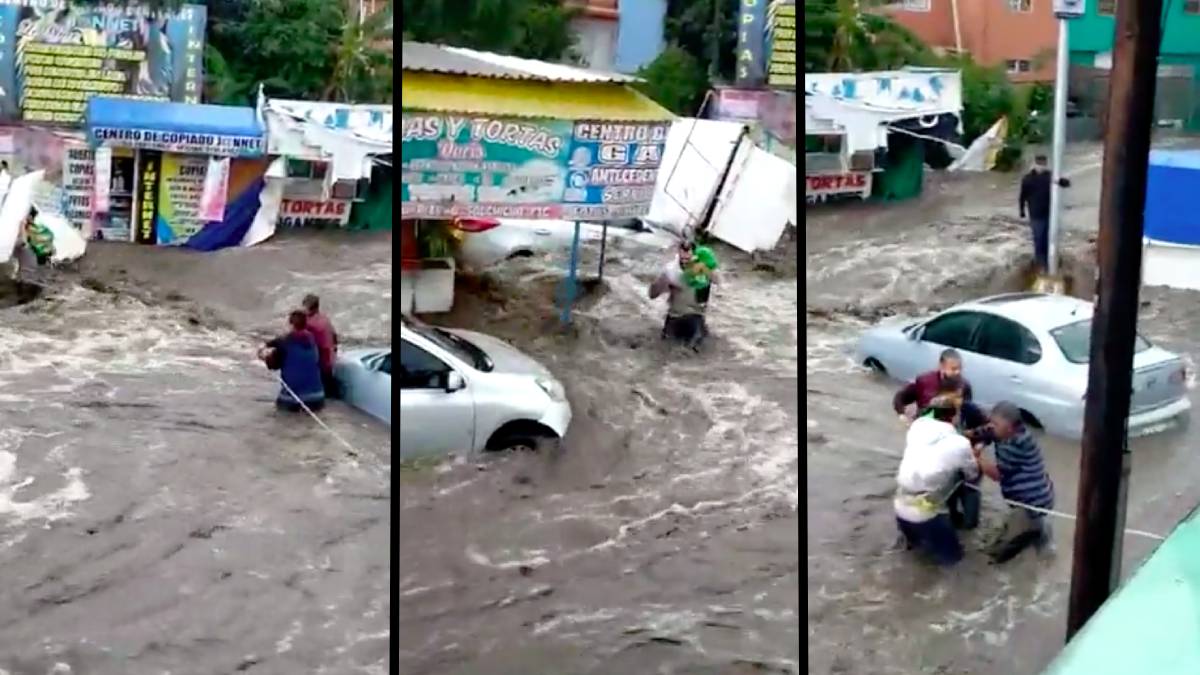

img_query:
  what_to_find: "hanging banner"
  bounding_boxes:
[767,1,796,89]
[135,150,162,245]
[0,2,207,126]
[735,0,768,86]
[401,113,574,219]
[155,153,206,243]
[93,146,112,214]
[561,121,669,220]
[199,157,230,221]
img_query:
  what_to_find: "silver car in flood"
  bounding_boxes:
[854,292,1191,439]
[398,316,571,460]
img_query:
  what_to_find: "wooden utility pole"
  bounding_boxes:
[1066,0,1164,640]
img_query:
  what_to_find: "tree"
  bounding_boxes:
[326,1,395,102]
[804,0,930,72]
[635,46,710,115]
[400,0,578,62]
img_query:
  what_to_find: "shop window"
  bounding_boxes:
[286,159,329,180]
[1008,0,1032,12]
[1098,0,1117,15]
[1186,0,1200,13]
[900,0,930,11]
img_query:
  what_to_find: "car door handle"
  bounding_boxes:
[1009,375,1023,384]
[535,228,552,235]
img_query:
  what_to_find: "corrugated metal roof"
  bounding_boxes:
[401,41,641,85]
[401,72,673,121]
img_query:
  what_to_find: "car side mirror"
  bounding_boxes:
[445,371,465,392]
[909,326,924,341]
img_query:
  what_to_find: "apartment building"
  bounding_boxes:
[882,0,1058,83]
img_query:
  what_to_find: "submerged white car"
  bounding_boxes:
[854,292,1191,439]
[455,218,674,271]
[398,316,572,459]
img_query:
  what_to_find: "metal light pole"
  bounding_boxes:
[1047,17,1071,276]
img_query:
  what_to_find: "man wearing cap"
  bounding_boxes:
[893,394,981,566]
[1019,154,1071,272]
[975,400,1056,563]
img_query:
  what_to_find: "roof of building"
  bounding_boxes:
[401,71,673,121]
[401,41,640,85]
[1041,506,1200,675]
[85,97,264,144]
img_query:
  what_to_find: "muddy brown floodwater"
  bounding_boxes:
[807,145,1200,675]
[398,233,801,674]
[0,231,391,675]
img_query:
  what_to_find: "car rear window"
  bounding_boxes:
[1050,319,1152,364]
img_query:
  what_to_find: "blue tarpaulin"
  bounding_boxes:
[1145,150,1200,247]
[85,97,266,158]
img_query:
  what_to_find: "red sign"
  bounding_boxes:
[805,172,871,198]
[279,198,352,227]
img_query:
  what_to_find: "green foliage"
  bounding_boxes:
[634,46,710,115]
[664,0,738,79]
[804,0,931,72]
[401,0,578,62]
[206,0,393,105]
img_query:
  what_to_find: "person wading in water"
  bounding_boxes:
[649,240,718,351]
[258,310,326,413]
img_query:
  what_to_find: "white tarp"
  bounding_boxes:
[708,146,796,253]
[240,158,286,248]
[0,170,41,264]
[645,118,746,235]
[262,99,392,186]
[805,68,963,156]
[949,118,1008,172]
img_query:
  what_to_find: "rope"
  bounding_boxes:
[275,370,364,461]
[957,480,1166,542]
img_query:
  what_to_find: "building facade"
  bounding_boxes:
[882,0,1058,83]
[567,0,666,74]
[1068,0,1200,131]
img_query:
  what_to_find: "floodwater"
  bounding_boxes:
[397,233,801,673]
[807,143,1200,675]
[0,231,391,674]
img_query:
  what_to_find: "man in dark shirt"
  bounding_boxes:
[975,401,1056,563]
[893,348,976,422]
[1019,154,1072,272]
[302,294,340,397]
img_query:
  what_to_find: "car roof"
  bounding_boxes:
[955,292,1093,331]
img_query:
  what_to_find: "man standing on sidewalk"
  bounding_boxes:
[1019,154,1072,272]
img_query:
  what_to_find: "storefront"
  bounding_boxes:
[260,98,392,232]
[82,96,267,246]
[400,41,674,317]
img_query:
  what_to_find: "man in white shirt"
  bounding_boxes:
[894,395,982,565]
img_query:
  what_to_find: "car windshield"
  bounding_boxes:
[403,317,494,372]
[1050,319,1152,364]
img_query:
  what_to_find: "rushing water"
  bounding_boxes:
[0,232,391,675]
[397,234,801,674]
[806,159,1200,675]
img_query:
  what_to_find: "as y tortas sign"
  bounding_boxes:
[806,172,872,198]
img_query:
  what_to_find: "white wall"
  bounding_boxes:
[572,16,618,71]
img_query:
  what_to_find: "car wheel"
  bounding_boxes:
[486,423,559,453]
[864,358,887,375]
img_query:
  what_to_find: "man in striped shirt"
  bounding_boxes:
[976,401,1056,563]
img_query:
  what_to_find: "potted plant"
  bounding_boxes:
[410,221,457,314]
